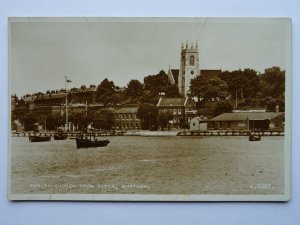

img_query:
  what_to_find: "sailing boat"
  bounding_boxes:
[248,118,261,141]
[29,120,51,142]
[75,100,110,148]
[76,133,110,148]
[54,129,68,140]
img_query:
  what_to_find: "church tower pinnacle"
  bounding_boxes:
[178,41,200,97]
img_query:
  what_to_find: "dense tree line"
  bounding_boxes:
[190,66,285,114]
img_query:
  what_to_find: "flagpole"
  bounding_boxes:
[65,76,68,131]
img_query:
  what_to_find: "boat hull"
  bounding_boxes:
[29,136,51,142]
[249,135,261,141]
[54,134,68,140]
[76,138,110,148]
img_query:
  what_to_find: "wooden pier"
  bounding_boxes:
[11,131,126,137]
[177,130,284,137]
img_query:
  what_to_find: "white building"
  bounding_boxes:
[190,116,208,131]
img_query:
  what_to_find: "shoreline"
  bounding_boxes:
[11,130,284,137]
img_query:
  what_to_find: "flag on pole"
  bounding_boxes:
[65,76,72,83]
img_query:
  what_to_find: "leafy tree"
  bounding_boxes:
[213,100,233,116]
[125,79,144,102]
[23,113,38,131]
[158,111,173,130]
[97,78,115,95]
[143,70,181,104]
[260,67,285,98]
[265,97,285,112]
[137,103,158,130]
[218,69,259,99]
[69,111,90,130]
[101,92,122,106]
[96,78,122,106]
[190,76,228,102]
[46,114,64,130]
[90,109,116,130]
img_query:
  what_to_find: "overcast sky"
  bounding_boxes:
[10,17,291,97]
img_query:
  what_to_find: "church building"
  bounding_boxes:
[168,41,221,97]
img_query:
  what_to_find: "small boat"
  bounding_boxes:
[54,132,68,140]
[29,135,51,142]
[249,134,261,141]
[76,133,110,148]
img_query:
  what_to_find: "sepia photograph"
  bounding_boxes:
[8,17,291,201]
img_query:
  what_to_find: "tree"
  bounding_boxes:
[125,79,144,102]
[90,109,116,130]
[23,113,38,131]
[242,69,260,98]
[137,103,158,130]
[158,111,173,130]
[260,67,285,98]
[143,70,181,104]
[69,111,89,130]
[190,76,228,102]
[46,113,64,130]
[213,100,233,116]
[218,69,259,99]
[96,78,122,106]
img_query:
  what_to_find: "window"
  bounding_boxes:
[178,109,181,114]
[190,55,195,66]
[173,109,177,115]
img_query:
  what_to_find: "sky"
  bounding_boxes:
[9,17,291,97]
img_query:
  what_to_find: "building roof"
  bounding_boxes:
[170,69,179,84]
[200,69,221,79]
[115,107,138,114]
[30,93,66,101]
[210,112,284,122]
[157,97,186,107]
[71,86,97,93]
[190,116,210,122]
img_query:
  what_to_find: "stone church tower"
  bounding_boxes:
[178,41,200,97]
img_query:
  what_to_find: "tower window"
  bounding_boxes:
[190,55,195,66]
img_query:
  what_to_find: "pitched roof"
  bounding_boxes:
[170,69,179,84]
[157,98,186,107]
[115,107,138,114]
[200,69,221,79]
[210,112,284,122]
[32,93,66,100]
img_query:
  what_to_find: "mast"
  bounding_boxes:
[85,100,87,116]
[235,89,238,109]
[65,76,68,131]
[65,76,71,131]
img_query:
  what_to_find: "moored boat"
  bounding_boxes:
[54,132,68,140]
[29,135,51,142]
[76,136,110,148]
[249,134,261,141]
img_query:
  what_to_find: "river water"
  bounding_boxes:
[10,136,285,195]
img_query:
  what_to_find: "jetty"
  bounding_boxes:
[177,130,284,136]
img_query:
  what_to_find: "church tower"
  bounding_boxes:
[178,41,199,97]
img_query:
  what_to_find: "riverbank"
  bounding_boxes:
[11,129,284,137]
[125,130,178,136]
